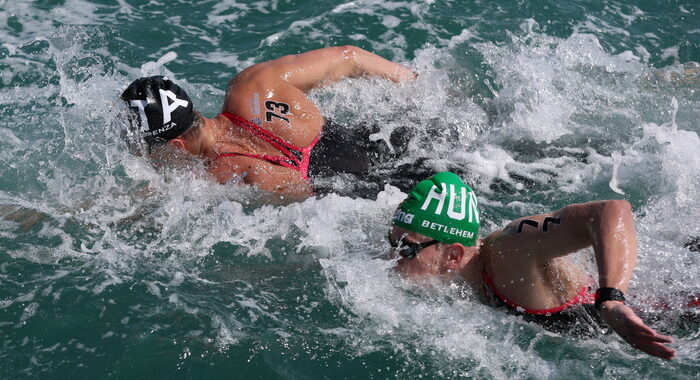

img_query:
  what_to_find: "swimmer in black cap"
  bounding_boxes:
[120,46,417,202]
[121,75,197,150]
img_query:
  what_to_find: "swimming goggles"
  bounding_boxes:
[388,233,439,259]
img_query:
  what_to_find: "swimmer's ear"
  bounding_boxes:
[443,243,466,271]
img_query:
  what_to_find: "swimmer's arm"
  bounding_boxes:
[1,187,155,231]
[559,200,638,291]
[247,46,416,92]
[490,201,636,288]
[487,200,675,359]
[553,201,674,359]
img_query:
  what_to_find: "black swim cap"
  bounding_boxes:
[120,76,195,148]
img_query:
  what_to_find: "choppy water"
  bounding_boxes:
[1,0,699,378]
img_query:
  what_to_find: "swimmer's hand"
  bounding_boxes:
[392,65,418,82]
[599,301,675,360]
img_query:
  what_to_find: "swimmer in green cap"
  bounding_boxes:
[388,172,676,360]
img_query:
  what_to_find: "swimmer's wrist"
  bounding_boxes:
[392,65,417,82]
[406,68,418,81]
[594,287,626,310]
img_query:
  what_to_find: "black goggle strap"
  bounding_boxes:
[388,232,438,259]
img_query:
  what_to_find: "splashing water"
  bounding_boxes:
[1,0,699,378]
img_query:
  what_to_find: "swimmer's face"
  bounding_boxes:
[387,226,446,277]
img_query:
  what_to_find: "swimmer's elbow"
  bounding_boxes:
[565,200,632,220]
[606,199,632,214]
[324,45,361,67]
[555,200,634,239]
[338,45,362,57]
[590,200,633,220]
[575,200,635,238]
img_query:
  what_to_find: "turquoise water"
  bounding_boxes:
[1,0,699,378]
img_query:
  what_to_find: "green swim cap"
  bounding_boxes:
[392,172,480,246]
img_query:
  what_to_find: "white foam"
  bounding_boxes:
[661,46,680,62]
[606,4,644,25]
[208,0,250,26]
[608,152,626,195]
[634,45,651,62]
[140,52,178,77]
[382,15,401,29]
[320,253,561,377]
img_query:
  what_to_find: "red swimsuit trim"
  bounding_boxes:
[482,270,595,315]
[210,112,320,180]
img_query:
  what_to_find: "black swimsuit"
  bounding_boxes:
[309,120,444,197]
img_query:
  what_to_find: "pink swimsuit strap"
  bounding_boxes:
[211,112,320,180]
[482,270,594,315]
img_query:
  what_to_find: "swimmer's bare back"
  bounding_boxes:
[205,46,416,201]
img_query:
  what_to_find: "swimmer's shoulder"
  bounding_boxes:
[223,64,298,117]
[228,60,287,92]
